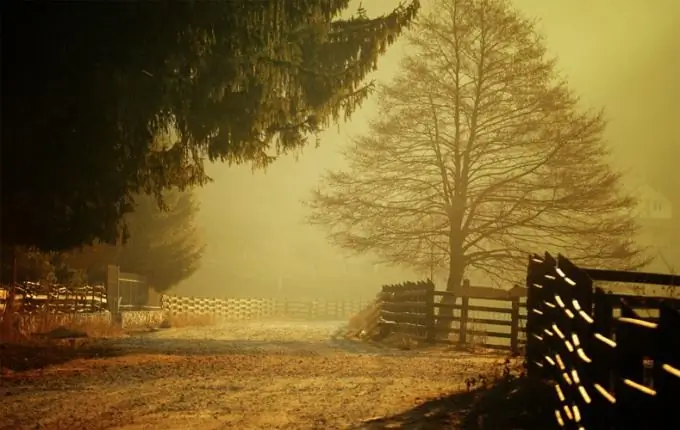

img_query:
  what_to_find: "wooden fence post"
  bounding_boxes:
[614,301,649,430]
[377,285,391,339]
[525,254,549,379]
[654,304,680,421]
[592,289,614,384]
[459,279,470,346]
[521,253,680,429]
[581,289,612,430]
[555,254,596,428]
[425,280,436,343]
[510,295,520,355]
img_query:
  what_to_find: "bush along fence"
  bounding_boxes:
[378,280,527,352]
[525,252,680,430]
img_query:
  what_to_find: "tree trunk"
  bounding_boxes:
[436,231,465,340]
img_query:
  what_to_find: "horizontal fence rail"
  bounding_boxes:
[434,283,527,352]
[525,252,680,430]
[377,280,527,353]
[0,284,108,313]
[380,280,435,341]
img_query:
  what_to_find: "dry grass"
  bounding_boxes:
[354,355,559,430]
[358,376,558,429]
[466,322,489,349]
[1,307,123,373]
[345,300,380,338]
[380,331,422,349]
[163,312,217,328]
[22,312,119,338]
[1,328,521,429]
[2,318,545,428]
[1,308,122,344]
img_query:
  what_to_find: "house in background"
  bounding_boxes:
[633,184,673,220]
[630,183,677,274]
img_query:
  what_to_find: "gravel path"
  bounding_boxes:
[0,321,506,429]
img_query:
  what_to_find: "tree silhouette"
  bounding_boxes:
[65,191,204,292]
[1,1,420,252]
[307,0,647,309]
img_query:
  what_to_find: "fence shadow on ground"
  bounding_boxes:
[1,333,387,372]
[351,377,559,430]
[0,341,126,372]
[0,339,316,372]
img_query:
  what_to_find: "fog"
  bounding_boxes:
[174,0,679,299]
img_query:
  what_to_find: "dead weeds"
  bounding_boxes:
[355,357,556,430]
[161,312,217,328]
[0,307,124,373]
[354,376,558,429]
[2,308,121,340]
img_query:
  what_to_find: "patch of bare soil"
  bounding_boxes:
[1,321,517,430]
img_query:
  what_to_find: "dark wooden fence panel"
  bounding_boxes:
[434,281,526,352]
[377,280,526,353]
[379,281,434,340]
[524,252,680,430]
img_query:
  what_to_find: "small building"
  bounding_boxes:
[630,183,677,273]
[633,184,673,220]
[106,265,161,313]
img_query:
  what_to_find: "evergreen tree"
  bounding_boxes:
[118,192,204,292]
[65,191,204,292]
[1,1,420,252]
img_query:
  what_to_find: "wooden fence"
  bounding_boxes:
[378,280,527,352]
[161,294,373,320]
[525,252,680,429]
[106,265,157,313]
[379,280,435,341]
[0,283,108,313]
[2,265,155,316]
[2,283,373,321]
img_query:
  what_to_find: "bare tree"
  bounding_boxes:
[306,0,647,308]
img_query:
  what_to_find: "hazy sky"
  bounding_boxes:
[175,0,679,298]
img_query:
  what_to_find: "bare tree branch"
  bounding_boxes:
[306,0,649,290]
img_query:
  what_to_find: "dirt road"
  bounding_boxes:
[1,321,508,429]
